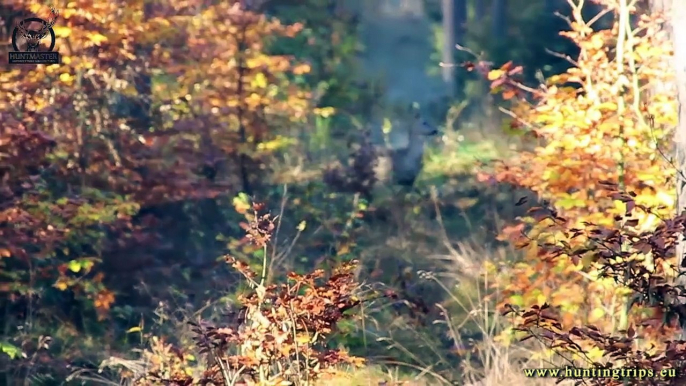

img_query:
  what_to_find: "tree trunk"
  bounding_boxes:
[131,1,153,134]
[474,0,485,21]
[454,0,467,97]
[652,0,675,97]
[454,0,466,46]
[671,0,686,337]
[441,0,455,97]
[492,0,507,40]
[654,0,674,39]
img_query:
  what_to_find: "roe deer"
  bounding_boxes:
[373,110,439,188]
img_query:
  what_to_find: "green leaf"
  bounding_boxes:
[0,342,23,359]
[80,259,95,272]
[67,260,81,273]
[232,193,251,214]
[509,294,525,307]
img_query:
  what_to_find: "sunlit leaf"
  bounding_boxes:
[67,260,81,273]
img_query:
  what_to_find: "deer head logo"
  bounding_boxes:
[14,7,59,52]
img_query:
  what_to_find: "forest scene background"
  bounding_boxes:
[1,0,685,385]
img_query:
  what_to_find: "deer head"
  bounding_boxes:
[17,7,59,52]
[385,106,439,150]
[408,112,439,137]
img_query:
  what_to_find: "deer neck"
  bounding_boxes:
[388,127,409,150]
[404,131,427,162]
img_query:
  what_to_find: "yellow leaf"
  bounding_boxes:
[588,307,605,323]
[62,9,77,18]
[313,107,335,118]
[246,57,262,68]
[590,34,605,50]
[296,334,311,344]
[59,72,73,84]
[126,326,142,333]
[252,73,268,88]
[232,193,251,214]
[52,26,71,38]
[54,280,68,291]
[88,33,108,45]
[246,93,262,107]
[67,259,81,273]
[337,243,350,256]
[487,69,504,80]
[598,102,617,111]
[586,346,605,361]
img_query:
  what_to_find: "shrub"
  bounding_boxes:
[139,203,367,385]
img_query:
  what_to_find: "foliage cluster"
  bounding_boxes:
[467,0,686,384]
[475,0,676,334]
[424,0,580,104]
[134,202,367,386]
[503,185,686,385]
[0,0,368,381]
[7,0,686,384]
[0,0,504,384]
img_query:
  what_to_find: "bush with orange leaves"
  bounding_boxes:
[501,183,686,385]
[458,0,686,384]
[138,202,368,386]
[464,0,676,345]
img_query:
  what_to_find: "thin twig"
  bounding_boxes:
[544,48,579,67]
[498,107,534,129]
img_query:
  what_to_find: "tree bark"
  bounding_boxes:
[454,0,466,45]
[131,1,153,134]
[652,0,675,98]
[454,0,467,97]
[671,0,686,338]
[474,0,485,21]
[441,0,455,97]
[492,0,507,41]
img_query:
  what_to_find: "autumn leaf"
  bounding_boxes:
[502,89,517,100]
[87,32,108,45]
[52,26,71,37]
[54,280,69,291]
[67,260,81,273]
[487,69,504,80]
[94,290,115,311]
